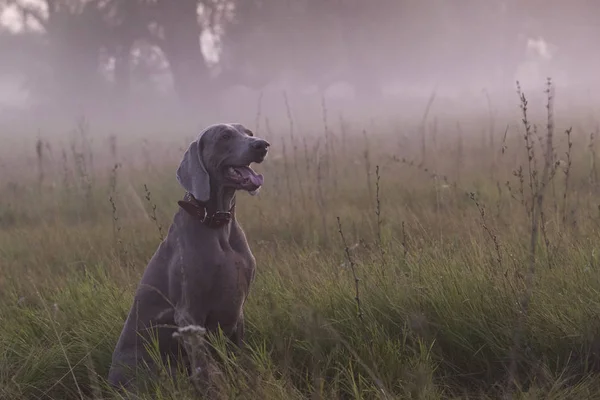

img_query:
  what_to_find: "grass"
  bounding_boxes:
[2,85,600,399]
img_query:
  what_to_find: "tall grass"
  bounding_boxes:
[2,88,600,399]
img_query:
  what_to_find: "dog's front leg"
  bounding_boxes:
[172,304,222,394]
[229,311,246,348]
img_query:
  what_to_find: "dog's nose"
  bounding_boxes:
[251,139,270,151]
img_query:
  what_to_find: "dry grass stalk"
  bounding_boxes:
[281,137,294,211]
[37,290,85,400]
[302,134,311,180]
[337,216,363,320]
[35,136,44,192]
[455,122,464,185]
[589,128,599,192]
[144,184,164,241]
[339,113,348,158]
[321,95,331,183]
[254,90,264,135]
[172,323,223,399]
[108,134,117,162]
[507,82,558,395]
[313,139,328,240]
[562,127,573,226]
[375,165,386,269]
[419,90,436,167]
[469,192,502,271]
[401,220,408,259]
[363,129,373,204]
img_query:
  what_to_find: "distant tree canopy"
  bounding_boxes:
[0,0,225,109]
[0,0,598,110]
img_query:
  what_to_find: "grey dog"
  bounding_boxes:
[107,123,270,390]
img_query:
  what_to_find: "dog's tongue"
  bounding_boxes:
[235,166,264,189]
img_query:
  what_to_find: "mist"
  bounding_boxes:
[0,0,598,136]
[4,3,600,397]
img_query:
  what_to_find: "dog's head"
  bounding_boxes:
[176,123,269,202]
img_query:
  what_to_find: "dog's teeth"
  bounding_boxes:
[249,188,260,196]
[229,167,242,177]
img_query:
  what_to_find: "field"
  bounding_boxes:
[2,89,600,399]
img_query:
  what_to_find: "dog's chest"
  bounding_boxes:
[205,248,255,325]
[215,250,255,295]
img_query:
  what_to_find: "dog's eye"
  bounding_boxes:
[222,132,233,141]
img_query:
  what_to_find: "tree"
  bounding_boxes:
[133,0,213,106]
[0,0,227,110]
[217,0,403,96]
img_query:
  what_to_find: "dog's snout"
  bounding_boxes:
[251,139,270,151]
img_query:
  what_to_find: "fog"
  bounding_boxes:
[1,0,599,137]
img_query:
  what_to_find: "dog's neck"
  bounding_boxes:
[178,186,236,229]
[208,185,236,214]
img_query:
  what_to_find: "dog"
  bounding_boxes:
[107,123,269,391]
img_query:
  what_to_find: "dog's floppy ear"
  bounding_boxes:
[176,138,210,202]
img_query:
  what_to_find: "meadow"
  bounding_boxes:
[2,87,600,399]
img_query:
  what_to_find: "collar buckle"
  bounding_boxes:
[204,211,232,227]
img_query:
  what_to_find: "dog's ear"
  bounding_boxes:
[176,139,210,202]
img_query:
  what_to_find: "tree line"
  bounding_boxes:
[0,0,597,112]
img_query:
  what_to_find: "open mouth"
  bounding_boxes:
[224,165,264,195]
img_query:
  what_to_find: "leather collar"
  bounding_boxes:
[177,192,235,229]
